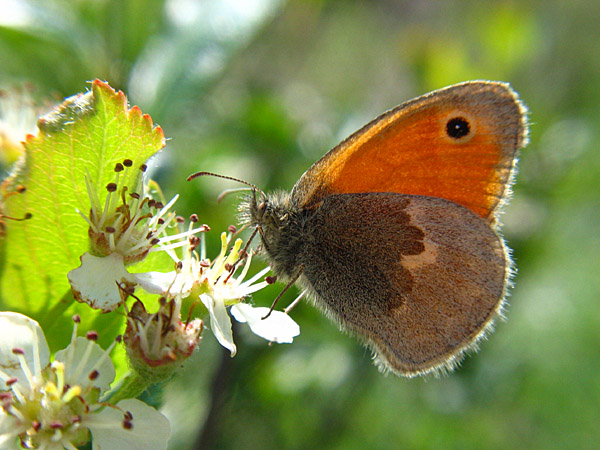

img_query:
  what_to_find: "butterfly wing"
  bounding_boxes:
[290,81,528,221]
[298,192,507,376]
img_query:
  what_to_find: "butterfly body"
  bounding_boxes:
[240,81,528,377]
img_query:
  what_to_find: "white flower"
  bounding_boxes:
[0,312,171,450]
[68,175,206,312]
[68,252,136,312]
[230,303,300,344]
[78,160,202,265]
[140,231,300,356]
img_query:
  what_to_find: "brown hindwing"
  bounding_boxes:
[298,192,507,376]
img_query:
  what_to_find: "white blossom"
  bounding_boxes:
[0,312,170,450]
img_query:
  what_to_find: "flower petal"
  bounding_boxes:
[88,399,170,450]
[230,304,300,344]
[0,413,21,449]
[132,271,191,297]
[200,294,236,357]
[68,252,136,312]
[55,337,115,393]
[0,312,50,388]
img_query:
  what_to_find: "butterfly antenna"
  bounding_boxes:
[187,171,265,197]
[217,187,254,203]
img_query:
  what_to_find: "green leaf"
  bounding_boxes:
[0,80,165,358]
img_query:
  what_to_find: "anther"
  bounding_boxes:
[11,348,24,355]
[176,216,185,223]
[86,331,99,341]
[129,192,140,200]
[265,276,277,284]
[72,314,81,323]
[123,159,133,167]
[105,226,116,233]
[106,183,118,192]
[150,238,160,245]
[189,214,198,223]
[88,370,99,380]
[114,163,124,172]
[228,225,237,234]
[139,164,148,172]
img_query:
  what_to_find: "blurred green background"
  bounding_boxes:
[1,0,599,449]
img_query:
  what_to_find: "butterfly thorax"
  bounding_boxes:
[242,190,308,281]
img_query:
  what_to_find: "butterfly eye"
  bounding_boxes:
[446,117,471,139]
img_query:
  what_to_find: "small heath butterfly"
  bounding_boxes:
[194,81,528,377]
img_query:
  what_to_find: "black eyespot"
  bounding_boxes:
[446,117,470,139]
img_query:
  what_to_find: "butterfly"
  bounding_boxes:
[193,81,528,377]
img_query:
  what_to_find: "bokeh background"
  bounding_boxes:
[1,0,599,449]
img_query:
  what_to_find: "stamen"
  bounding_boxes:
[284,290,307,314]
[52,361,65,394]
[12,350,35,390]
[62,385,81,403]
[45,381,60,400]
[86,331,98,341]
[84,173,102,223]
[200,232,207,261]
[76,208,97,231]
[86,336,118,379]
[243,265,271,287]
[231,253,253,287]
[70,337,97,384]
[151,227,207,245]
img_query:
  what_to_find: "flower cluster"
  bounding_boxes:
[0,312,170,450]
[68,165,299,366]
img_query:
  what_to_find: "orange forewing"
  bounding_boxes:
[291,82,527,220]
